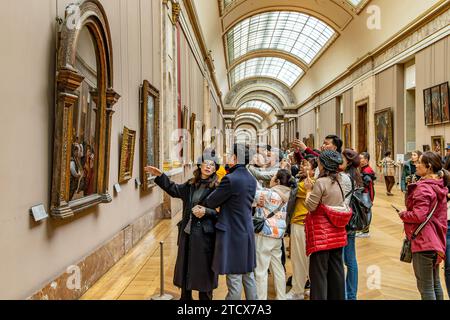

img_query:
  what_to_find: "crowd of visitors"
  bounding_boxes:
[145,134,449,301]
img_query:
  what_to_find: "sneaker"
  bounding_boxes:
[356,231,370,238]
[286,290,305,300]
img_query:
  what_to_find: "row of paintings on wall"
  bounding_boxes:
[424,82,449,126]
[116,80,218,192]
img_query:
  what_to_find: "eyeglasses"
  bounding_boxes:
[202,161,215,168]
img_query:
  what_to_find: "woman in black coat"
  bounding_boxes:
[145,153,220,300]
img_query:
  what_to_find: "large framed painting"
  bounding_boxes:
[342,123,352,149]
[431,136,445,157]
[441,82,450,123]
[432,86,442,124]
[50,0,120,219]
[194,120,203,163]
[190,113,196,163]
[374,108,394,163]
[424,82,450,126]
[424,88,432,126]
[119,127,136,184]
[140,80,160,191]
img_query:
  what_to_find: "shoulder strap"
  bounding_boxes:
[411,198,439,240]
[412,199,438,238]
[335,179,346,203]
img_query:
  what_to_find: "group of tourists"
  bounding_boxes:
[144,134,450,301]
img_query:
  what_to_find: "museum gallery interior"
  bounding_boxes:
[0,0,450,300]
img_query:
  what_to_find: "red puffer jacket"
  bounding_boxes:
[305,204,352,256]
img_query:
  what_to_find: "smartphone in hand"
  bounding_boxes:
[391,204,402,213]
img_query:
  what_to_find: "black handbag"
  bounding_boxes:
[253,203,282,234]
[400,200,438,263]
[345,179,372,232]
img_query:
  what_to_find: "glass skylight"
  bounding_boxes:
[347,0,363,6]
[230,57,303,87]
[226,11,335,65]
[223,0,237,9]
[235,113,264,123]
[238,101,274,114]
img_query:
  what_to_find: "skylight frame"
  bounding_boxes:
[229,57,304,87]
[238,101,274,114]
[226,11,336,66]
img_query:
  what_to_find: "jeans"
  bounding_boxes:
[445,221,450,298]
[412,252,444,300]
[309,248,345,300]
[343,234,358,300]
[226,273,258,300]
[361,193,372,233]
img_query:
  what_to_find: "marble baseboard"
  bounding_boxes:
[29,204,164,300]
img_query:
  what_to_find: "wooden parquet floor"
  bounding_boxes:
[81,183,449,300]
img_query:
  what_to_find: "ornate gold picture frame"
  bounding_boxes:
[119,127,136,184]
[50,0,120,219]
[140,80,160,191]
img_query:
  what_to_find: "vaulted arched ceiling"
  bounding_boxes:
[191,0,371,130]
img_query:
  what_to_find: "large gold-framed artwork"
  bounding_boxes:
[119,127,136,184]
[424,82,450,126]
[431,136,445,157]
[375,108,394,163]
[140,80,160,191]
[190,113,196,163]
[50,0,120,219]
[342,123,352,149]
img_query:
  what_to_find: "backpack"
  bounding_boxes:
[346,178,372,232]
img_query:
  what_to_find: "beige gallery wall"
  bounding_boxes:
[293,0,441,105]
[0,0,163,299]
[415,35,450,150]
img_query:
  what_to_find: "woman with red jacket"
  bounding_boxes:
[399,152,448,300]
[304,150,353,300]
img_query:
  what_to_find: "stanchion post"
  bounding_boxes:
[150,241,173,300]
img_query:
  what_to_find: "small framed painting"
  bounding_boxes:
[431,136,445,157]
[342,123,352,149]
[119,127,136,184]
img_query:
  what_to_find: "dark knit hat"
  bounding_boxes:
[342,149,360,168]
[196,148,220,171]
[319,150,343,172]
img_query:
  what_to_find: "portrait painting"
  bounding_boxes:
[343,123,351,149]
[441,82,449,123]
[140,80,160,191]
[431,86,442,124]
[119,127,136,184]
[423,88,432,126]
[375,108,394,163]
[431,136,445,157]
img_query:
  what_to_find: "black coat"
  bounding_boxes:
[155,174,218,292]
[204,165,257,275]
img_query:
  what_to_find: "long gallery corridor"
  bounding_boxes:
[1,0,450,303]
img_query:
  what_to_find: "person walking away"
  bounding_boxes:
[202,144,258,300]
[253,169,294,300]
[304,151,353,300]
[144,150,220,300]
[286,158,318,300]
[401,151,422,204]
[341,149,364,300]
[357,152,376,238]
[398,152,448,300]
[379,151,397,196]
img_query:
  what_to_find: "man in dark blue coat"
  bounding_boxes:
[204,143,258,300]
